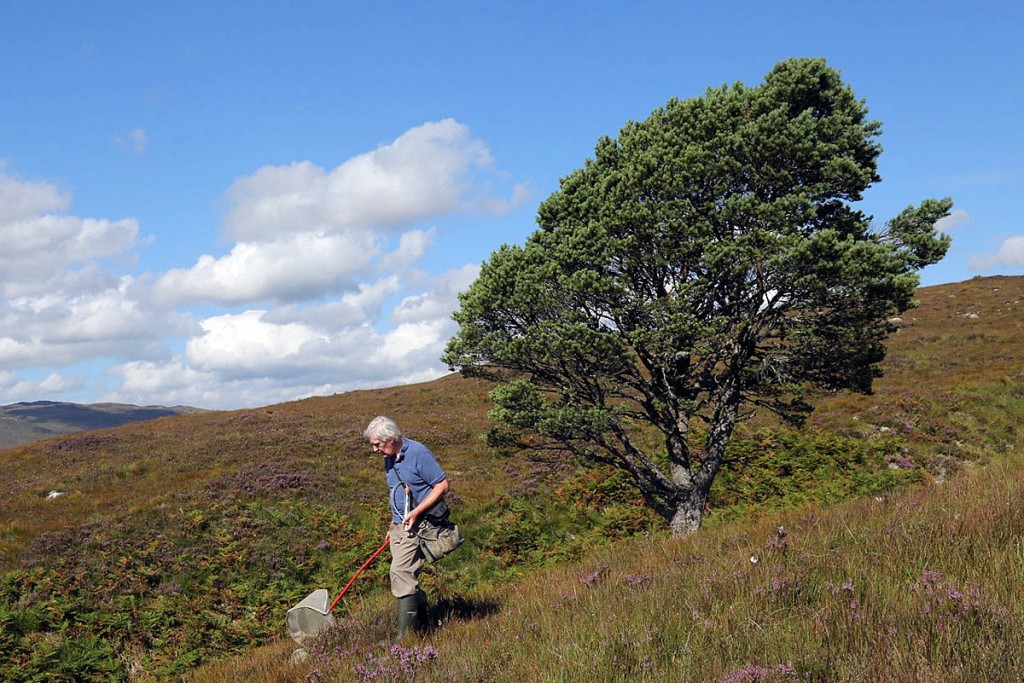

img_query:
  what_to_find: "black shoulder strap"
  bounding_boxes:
[394,460,450,522]
[392,461,416,505]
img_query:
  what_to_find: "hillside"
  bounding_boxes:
[1,275,1022,682]
[0,401,204,449]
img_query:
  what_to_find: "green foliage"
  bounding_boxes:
[708,429,923,524]
[554,467,664,540]
[0,602,48,640]
[444,57,952,533]
[250,447,1024,683]
[0,493,369,682]
[0,277,1021,681]
[25,634,120,683]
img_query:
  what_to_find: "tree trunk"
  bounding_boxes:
[669,489,709,536]
[668,389,738,536]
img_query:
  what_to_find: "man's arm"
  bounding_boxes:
[403,478,449,529]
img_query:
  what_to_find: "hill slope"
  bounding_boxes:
[0,276,1022,682]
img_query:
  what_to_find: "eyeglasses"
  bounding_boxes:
[370,440,389,452]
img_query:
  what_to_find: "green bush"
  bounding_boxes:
[708,429,923,524]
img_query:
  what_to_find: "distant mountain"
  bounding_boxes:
[0,401,205,448]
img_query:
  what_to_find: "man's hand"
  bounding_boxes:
[402,510,419,531]
[403,479,448,530]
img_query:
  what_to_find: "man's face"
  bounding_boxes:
[370,436,399,457]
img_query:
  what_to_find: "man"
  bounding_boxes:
[363,415,450,641]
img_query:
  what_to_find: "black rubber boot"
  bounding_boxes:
[395,594,420,642]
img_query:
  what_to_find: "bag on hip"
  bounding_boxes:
[416,516,464,563]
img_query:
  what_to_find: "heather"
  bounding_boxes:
[192,447,1024,682]
[1,276,1022,681]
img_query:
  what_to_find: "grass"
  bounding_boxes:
[1,275,1023,681]
[189,446,1024,682]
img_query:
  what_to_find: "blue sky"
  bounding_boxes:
[1,1,1021,410]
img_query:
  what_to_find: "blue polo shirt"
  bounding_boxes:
[384,438,447,524]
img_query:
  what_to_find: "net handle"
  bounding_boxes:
[328,537,391,612]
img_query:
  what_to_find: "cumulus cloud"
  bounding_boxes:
[105,260,476,409]
[186,310,327,376]
[150,229,381,306]
[968,235,1024,271]
[270,276,401,329]
[223,119,493,242]
[369,319,449,368]
[474,181,534,215]
[0,167,69,222]
[111,360,227,408]
[0,280,183,369]
[935,209,971,233]
[0,169,175,381]
[1,119,519,409]
[391,263,479,324]
[0,171,138,298]
[152,120,502,310]
[0,371,81,402]
[936,209,1024,274]
[390,228,436,263]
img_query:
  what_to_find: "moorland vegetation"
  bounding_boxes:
[0,276,1022,682]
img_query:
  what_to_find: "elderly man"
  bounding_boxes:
[363,415,450,640]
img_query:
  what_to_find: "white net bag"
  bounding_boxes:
[286,589,338,645]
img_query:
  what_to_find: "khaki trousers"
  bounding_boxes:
[388,522,425,597]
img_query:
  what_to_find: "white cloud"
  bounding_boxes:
[52,282,155,344]
[0,119,518,410]
[108,355,404,410]
[272,276,401,328]
[223,119,493,242]
[103,260,477,409]
[0,336,36,366]
[117,128,149,156]
[0,214,138,297]
[510,182,533,208]
[474,181,534,215]
[391,263,479,324]
[112,360,220,406]
[369,320,448,366]
[0,169,166,374]
[0,281,181,368]
[107,324,425,409]
[150,229,380,306]
[935,209,971,233]
[0,169,139,298]
[0,372,81,403]
[181,262,473,387]
[0,167,69,222]
[390,228,436,262]
[151,120,509,310]
[968,235,1024,271]
[186,310,327,375]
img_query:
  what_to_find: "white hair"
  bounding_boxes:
[363,415,402,441]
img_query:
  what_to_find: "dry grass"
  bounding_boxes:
[2,276,1023,682]
[808,276,1024,455]
[0,374,500,573]
[3,277,1022,567]
[187,447,1024,682]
